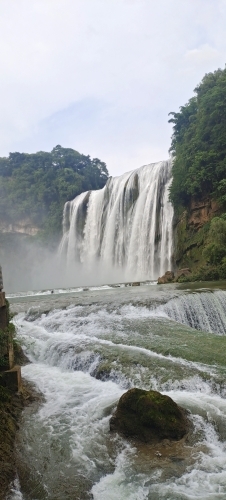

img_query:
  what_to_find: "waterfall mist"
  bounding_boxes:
[1,160,174,292]
[0,237,120,293]
[60,160,174,282]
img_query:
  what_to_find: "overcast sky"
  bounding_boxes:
[0,0,226,176]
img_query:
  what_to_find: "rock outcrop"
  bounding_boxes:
[175,268,192,280]
[188,197,219,230]
[157,271,174,284]
[174,195,221,272]
[110,388,189,443]
[0,218,39,237]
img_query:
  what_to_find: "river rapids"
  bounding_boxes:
[7,281,226,500]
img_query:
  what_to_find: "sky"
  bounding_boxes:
[0,0,226,177]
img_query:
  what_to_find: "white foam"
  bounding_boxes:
[13,287,226,499]
[92,446,150,500]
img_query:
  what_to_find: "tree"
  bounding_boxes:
[169,67,226,209]
[0,146,109,242]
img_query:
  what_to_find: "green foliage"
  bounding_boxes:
[177,266,221,282]
[202,217,226,265]
[208,217,226,244]
[0,145,109,243]
[0,385,10,402]
[175,214,226,281]
[169,67,226,208]
[203,243,226,265]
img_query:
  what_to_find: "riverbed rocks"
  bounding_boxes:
[157,271,175,284]
[110,388,189,443]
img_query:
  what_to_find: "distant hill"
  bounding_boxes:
[0,145,109,244]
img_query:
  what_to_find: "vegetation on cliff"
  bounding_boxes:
[169,66,226,209]
[169,66,226,277]
[0,145,108,242]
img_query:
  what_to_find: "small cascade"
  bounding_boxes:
[160,290,226,335]
[60,160,174,281]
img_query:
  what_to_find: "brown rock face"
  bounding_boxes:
[110,388,189,443]
[157,271,174,284]
[175,268,192,280]
[188,197,219,230]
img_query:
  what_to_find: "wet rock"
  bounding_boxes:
[13,342,30,366]
[157,271,174,284]
[95,364,111,381]
[0,380,43,500]
[110,388,189,443]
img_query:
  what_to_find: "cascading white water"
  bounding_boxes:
[159,290,226,335]
[60,160,174,281]
[9,284,226,499]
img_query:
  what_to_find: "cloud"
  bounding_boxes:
[0,0,226,175]
[184,44,222,71]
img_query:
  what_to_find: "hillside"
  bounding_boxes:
[0,145,108,243]
[0,145,109,291]
[169,66,226,281]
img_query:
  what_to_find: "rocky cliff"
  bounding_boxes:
[0,218,40,237]
[174,196,220,272]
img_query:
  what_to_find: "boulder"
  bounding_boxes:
[110,388,189,443]
[157,271,174,284]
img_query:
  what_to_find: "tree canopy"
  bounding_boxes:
[0,145,108,241]
[169,67,226,208]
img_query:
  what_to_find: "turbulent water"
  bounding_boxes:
[8,282,226,500]
[60,161,173,281]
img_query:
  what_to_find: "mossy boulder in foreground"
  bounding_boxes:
[110,388,189,443]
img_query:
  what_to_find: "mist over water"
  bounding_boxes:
[1,160,173,292]
[1,238,127,293]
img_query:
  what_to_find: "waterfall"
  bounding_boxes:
[160,290,226,335]
[60,160,174,281]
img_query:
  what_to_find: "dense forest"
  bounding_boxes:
[0,145,109,242]
[169,66,226,280]
[169,66,226,208]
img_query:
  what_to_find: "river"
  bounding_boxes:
[7,281,226,500]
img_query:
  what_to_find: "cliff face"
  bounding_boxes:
[174,196,220,271]
[0,218,40,237]
[187,197,219,230]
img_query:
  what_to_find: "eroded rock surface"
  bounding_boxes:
[157,271,174,284]
[175,268,192,280]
